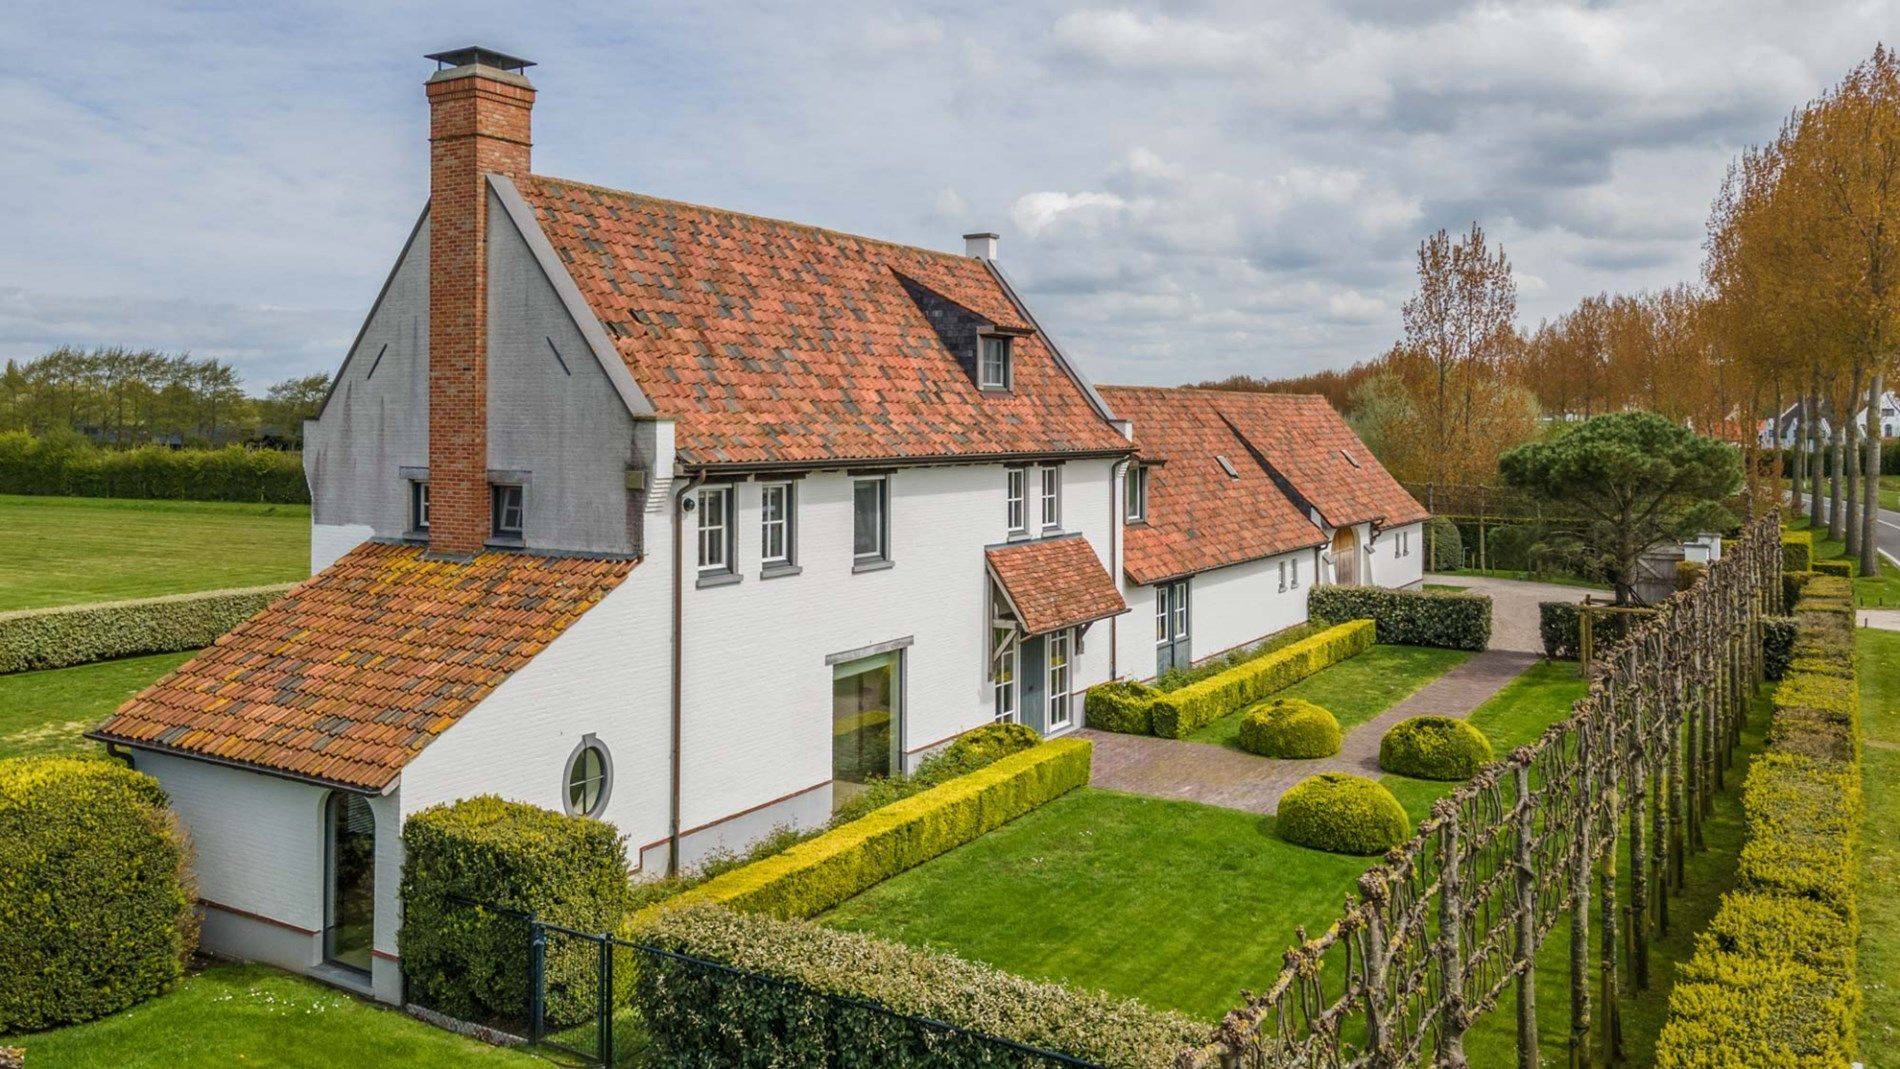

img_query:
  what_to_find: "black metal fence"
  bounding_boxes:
[437,896,1102,1067]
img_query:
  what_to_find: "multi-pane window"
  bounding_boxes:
[853,477,888,563]
[1006,468,1028,534]
[696,486,732,572]
[992,627,1018,724]
[1278,559,1288,592]
[1047,629,1074,729]
[1290,556,1301,588]
[760,483,794,566]
[410,480,430,533]
[1125,465,1147,522]
[979,335,1012,389]
[1039,466,1061,530]
[1156,579,1190,676]
[491,484,524,540]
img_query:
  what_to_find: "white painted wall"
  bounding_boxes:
[1113,546,1317,682]
[1368,521,1425,589]
[311,522,373,575]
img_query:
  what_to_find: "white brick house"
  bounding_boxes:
[91,47,1429,1006]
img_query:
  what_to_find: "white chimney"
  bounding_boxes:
[964,232,999,260]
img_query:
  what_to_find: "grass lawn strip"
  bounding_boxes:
[1187,644,1471,750]
[2,962,547,1067]
[0,651,194,760]
[1382,659,1587,820]
[0,494,309,611]
[1856,628,1900,1053]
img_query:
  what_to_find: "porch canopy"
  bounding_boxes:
[984,535,1128,638]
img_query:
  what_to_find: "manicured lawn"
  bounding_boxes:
[1442,567,1605,590]
[1856,628,1900,1053]
[1383,658,1588,820]
[817,787,1378,1021]
[1187,644,1472,750]
[1423,582,1469,592]
[0,494,309,611]
[0,651,193,760]
[1,962,549,1067]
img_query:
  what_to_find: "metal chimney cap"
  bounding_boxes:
[426,47,536,74]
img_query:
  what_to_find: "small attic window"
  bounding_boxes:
[1341,449,1361,468]
[979,335,1013,390]
[1216,455,1240,479]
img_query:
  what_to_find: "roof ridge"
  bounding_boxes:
[526,173,973,265]
[1098,384,1330,402]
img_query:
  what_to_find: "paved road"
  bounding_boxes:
[1802,493,1900,568]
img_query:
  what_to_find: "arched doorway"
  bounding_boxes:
[1331,527,1359,585]
[324,792,375,974]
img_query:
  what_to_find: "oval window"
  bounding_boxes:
[564,736,612,817]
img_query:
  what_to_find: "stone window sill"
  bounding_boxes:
[696,571,742,590]
[852,558,895,574]
[760,563,802,580]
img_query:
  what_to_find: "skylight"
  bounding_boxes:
[1341,449,1361,468]
[1216,455,1240,479]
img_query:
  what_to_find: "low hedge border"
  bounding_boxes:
[0,584,293,674]
[1654,574,1862,1068]
[1307,585,1492,651]
[1084,620,1375,739]
[635,905,1204,1068]
[1780,528,1814,573]
[1811,558,1853,579]
[628,738,1091,927]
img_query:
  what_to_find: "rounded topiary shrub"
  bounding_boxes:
[1379,716,1494,781]
[1237,699,1341,758]
[0,756,197,1032]
[1277,773,1411,855]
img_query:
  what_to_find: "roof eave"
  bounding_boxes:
[86,732,395,796]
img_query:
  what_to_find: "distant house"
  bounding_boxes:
[1759,391,1900,448]
[91,48,1427,1005]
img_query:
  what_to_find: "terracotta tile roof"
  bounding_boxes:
[1212,392,1430,529]
[515,175,1131,468]
[1097,386,1324,586]
[91,542,636,792]
[986,536,1128,636]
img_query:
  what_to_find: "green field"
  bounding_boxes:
[0,651,194,760]
[0,494,308,611]
[1187,643,1471,750]
[1,962,548,1067]
[1857,628,1900,1053]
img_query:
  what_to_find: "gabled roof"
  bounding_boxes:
[986,535,1128,636]
[91,543,635,792]
[514,175,1131,468]
[1214,392,1429,529]
[1097,386,1323,586]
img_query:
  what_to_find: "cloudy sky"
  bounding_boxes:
[1,2,1890,389]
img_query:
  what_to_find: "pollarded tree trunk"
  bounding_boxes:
[1808,389,1825,522]
[1830,415,1847,541]
[1867,370,1887,577]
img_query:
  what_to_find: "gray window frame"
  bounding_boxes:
[852,476,891,569]
[697,485,735,575]
[978,335,1012,390]
[491,483,524,541]
[562,734,613,818]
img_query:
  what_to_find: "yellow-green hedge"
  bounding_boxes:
[1780,528,1814,573]
[1085,620,1375,739]
[1654,577,1861,1068]
[0,584,292,673]
[627,737,1091,928]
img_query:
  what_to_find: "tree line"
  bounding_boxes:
[1204,44,1900,575]
[0,347,331,449]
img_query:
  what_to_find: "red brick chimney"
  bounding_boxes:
[424,47,536,556]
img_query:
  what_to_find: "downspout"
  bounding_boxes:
[1109,456,1131,679]
[668,469,706,877]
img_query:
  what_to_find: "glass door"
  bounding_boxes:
[832,651,900,811]
[1156,580,1191,676]
[324,792,376,974]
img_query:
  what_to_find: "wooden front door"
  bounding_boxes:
[1331,527,1359,585]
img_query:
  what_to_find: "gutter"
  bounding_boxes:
[1109,455,1130,679]
[667,469,707,877]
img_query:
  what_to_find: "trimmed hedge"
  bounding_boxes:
[1780,528,1814,573]
[1237,698,1341,758]
[1782,570,1816,613]
[1307,586,1491,651]
[0,757,196,1032]
[1674,560,1706,592]
[1378,716,1493,781]
[1152,622,1324,693]
[1085,620,1375,739]
[1761,617,1795,681]
[1538,601,1639,662]
[635,906,1204,1068]
[0,431,308,503]
[1654,573,1862,1068]
[0,584,292,674]
[629,739,1091,927]
[1427,517,1464,572]
[1277,773,1410,855]
[400,795,633,1027]
[1812,558,1853,579]
[830,722,1040,825]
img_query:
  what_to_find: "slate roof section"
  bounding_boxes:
[514,175,1132,468]
[1214,392,1430,529]
[1098,386,1325,586]
[986,535,1128,636]
[91,543,636,792]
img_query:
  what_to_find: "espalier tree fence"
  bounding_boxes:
[1181,510,1781,1069]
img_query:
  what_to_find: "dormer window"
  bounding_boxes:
[410,480,430,534]
[979,335,1012,390]
[491,484,524,541]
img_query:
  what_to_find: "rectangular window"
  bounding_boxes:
[853,477,889,563]
[979,335,1012,389]
[832,652,900,812]
[410,480,430,533]
[1291,556,1301,588]
[1006,468,1027,535]
[1278,559,1287,592]
[1125,464,1147,522]
[696,486,732,572]
[760,482,794,566]
[1046,629,1073,729]
[1039,466,1061,530]
[491,484,524,540]
[993,627,1018,724]
[1156,580,1190,676]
